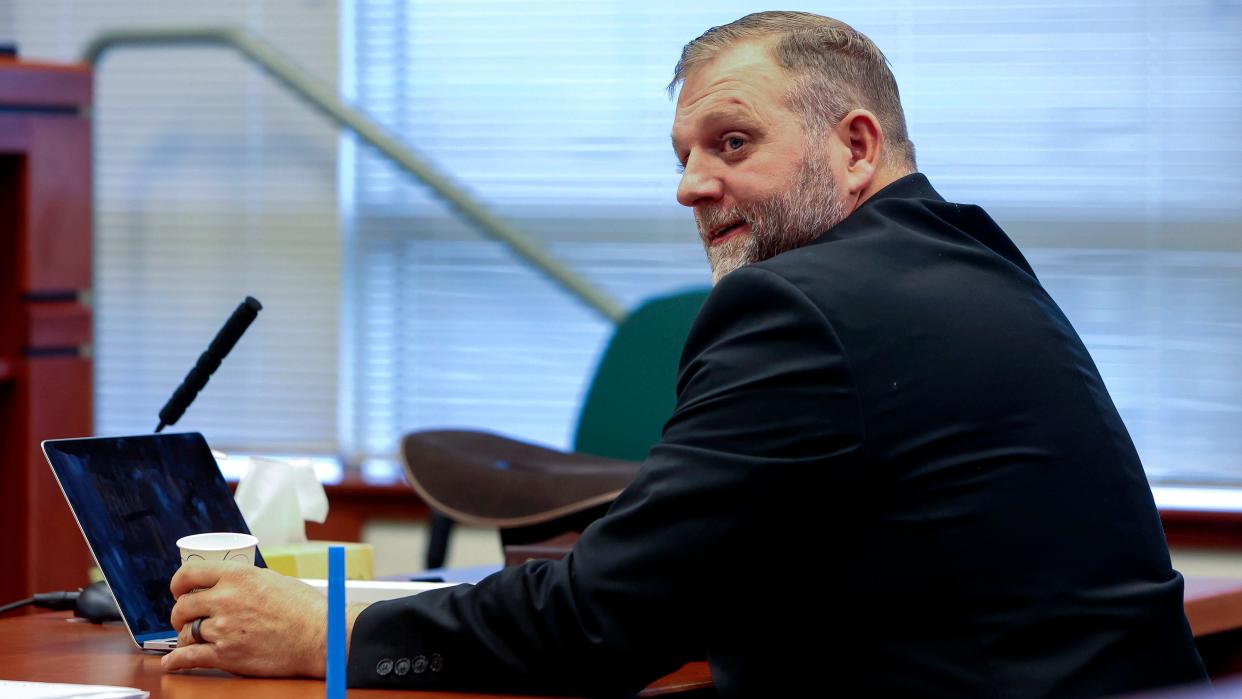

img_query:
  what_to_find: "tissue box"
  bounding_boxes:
[261,541,374,580]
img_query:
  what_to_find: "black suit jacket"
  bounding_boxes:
[348,174,1207,697]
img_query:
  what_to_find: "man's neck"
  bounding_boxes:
[852,167,913,212]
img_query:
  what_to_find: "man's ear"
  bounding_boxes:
[833,109,884,196]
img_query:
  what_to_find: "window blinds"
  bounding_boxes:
[345,1,1242,484]
[7,1,1239,484]
[7,0,342,454]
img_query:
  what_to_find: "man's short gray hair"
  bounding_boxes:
[670,11,916,170]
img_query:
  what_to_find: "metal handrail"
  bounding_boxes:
[81,28,626,323]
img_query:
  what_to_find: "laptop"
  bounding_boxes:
[42,432,266,652]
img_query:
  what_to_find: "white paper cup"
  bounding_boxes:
[177,532,258,565]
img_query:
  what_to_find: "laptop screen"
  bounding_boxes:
[43,432,265,643]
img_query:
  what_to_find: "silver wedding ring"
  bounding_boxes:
[190,616,207,644]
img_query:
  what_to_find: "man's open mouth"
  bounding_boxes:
[708,220,746,245]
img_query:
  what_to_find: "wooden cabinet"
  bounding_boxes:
[0,57,95,603]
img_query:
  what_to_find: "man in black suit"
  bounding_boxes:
[164,11,1207,697]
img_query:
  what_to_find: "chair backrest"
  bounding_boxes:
[572,287,710,461]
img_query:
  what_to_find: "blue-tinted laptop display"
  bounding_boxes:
[43,432,264,645]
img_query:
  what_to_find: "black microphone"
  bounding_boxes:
[155,296,262,432]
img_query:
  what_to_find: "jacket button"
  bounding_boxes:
[394,657,411,676]
[376,658,394,676]
[430,653,444,673]
[412,655,429,674]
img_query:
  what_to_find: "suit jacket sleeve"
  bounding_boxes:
[346,265,865,694]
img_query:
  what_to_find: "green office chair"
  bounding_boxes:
[401,287,711,569]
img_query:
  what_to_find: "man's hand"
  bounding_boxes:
[164,561,331,677]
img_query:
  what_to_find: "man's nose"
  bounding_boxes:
[676,154,723,207]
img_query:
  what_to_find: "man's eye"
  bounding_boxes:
[725,136,746,151]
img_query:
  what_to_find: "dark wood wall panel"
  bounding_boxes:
[0,59,95,605]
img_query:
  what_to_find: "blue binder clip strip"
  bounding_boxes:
[326,545,346,699]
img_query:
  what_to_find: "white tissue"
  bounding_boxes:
[233,457,329,547]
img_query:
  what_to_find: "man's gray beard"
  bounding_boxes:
[697,150,849,285]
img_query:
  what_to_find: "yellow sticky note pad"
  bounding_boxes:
[261,541,374,580]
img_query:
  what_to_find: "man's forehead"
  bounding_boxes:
[675,39,785,107]
[670,41,791,151]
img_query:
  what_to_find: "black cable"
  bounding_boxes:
[0,591,81,615]
[34,591,80,610]
[0,597,34,614]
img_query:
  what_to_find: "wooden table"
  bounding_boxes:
[1185,577,1242,678]
[0,612,713,698]
[3,577,1241,695]
[1185,577,1242,637]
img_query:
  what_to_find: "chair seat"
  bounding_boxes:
[401,430,641,529]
